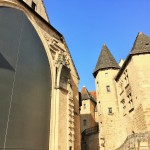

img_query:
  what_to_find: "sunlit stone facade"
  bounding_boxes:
[80,33,150,150]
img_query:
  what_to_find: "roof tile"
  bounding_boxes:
[81,87,96,103]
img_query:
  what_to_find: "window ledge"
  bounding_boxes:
[108,113,114,115]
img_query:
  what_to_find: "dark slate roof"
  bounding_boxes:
[115,32,150,81]
[93,44,120,77]
[130,32,150,55]
[81,87,96,104]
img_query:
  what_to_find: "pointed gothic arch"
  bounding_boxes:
[0,6,52,149]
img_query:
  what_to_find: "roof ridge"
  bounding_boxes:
[81,87,96,103]
[84,87,91,99]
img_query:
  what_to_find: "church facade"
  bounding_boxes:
[1,1,150,150]
[0,0,80,150]
[80,32,150,150]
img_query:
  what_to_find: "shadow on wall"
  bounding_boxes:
[81,132,99,150]
[81,114,97,133]
[81,114,99,150]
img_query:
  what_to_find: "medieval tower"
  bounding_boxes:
[80,32,150,150]
[93,44,126,150]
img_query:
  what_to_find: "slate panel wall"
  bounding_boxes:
[0,7,51,150]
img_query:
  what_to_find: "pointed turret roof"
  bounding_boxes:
[81,87,96,104]
[93,44,120,77]
[115,32,150,81]
[130,32,150,55]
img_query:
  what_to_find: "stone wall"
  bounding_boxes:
[23,0,49,22]
[80,100,96,133]
[115,54,150,149]
[116,54,150,135]
[95,69,127,149]
[132,54,150,131]
[83,133,99,150]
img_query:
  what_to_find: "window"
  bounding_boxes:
[69,146,72,150]
[121,99,125,105]
[31,1,36,10]
[83,119,87,126]
[83,104,86,109]
[97,81,99,87]
[121,99,126,116]
[108,107,112,114]
[128,93,134,112]
[124,69,129,86]
[129,100,133,109]
[106,85,110,92]
[105,73,108,77]
[128,93,132,101]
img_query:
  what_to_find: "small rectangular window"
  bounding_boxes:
[83,119,87,126]
[83,104,86,109]
[124,69,129,86]
[69,146,72,150]
[127,93,132,101]
[108,107,112,114]
[31,1,36,11]
[128,93,134,113]
[97,81,99,87]
[121,99,126,116]
[105,73,108,76]
[129,100,133,107]
[106,85,110,92]
[121,99,125,104]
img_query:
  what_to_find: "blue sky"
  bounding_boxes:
[44,0,150,91]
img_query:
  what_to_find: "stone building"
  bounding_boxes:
[80,32,150,150]
[0,0,80,150]
[80,87,99,150]
[80,87,97,133]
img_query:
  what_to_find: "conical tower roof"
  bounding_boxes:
[130,32,150,55]
[81,86,91,100]
[93,44,120,77]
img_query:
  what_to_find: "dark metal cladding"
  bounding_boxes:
[0,53,14,71]
[0,7,51,150]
